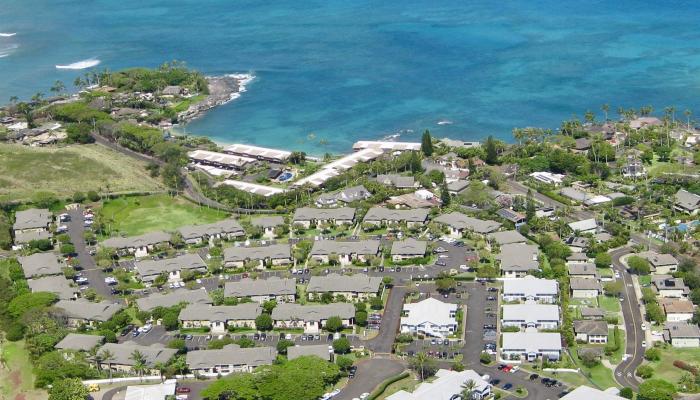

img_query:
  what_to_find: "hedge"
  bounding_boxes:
[368,371,410,400]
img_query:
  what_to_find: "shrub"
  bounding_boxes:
[332,337,351,354]
[480,352,492,364]
[636,364,654,379]
[644,348,661,361]
[673,360,699,376]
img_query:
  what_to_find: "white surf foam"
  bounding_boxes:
[0,33,16,37]
[0,43,18,58]
[437,119,453,125]
[224,73,255,102]
[55,58,101,70]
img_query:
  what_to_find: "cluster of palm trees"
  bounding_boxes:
[88,348,181,383]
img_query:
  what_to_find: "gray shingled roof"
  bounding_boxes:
[363,207,429,223]
[224,277,296,298]
[639,251,678,267]
[179,303,262,322]
[665,322,700,339]
[14,230,51,244]
[293,207,356,221]
[307,273,382,294]
[251,216,285,229]
[99,343,177,367]
[376,174,415,188]
[288,344,331,361]
[102,231,171,250]
[134,253,206,281]
[496,243,539,271]
[675,189,700,212]
[570,277,602,291]
[390,238,427,256]
[652,275,689,293]
[271,303,355,321]
[580,307,605,318]
[18,252,62,278]
[27,275,77,300]
[186,346,275,370]
[310,240,380,256]
[13,208,52,231]
[136,288,212,311]
[567,263,598,277]
[178,219,244,241]
[55,299,123,322]
[434,212,501,233]
[490,230,527,245]
[55,333,104,352]
[334,185,371,203]
[223,244,291,263]
[574,320,608,336]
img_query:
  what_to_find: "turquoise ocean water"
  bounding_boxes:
[2,1,700,153]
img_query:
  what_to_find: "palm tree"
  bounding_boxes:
[9,96,18,104]
[684,109,692,130]
[89,346,103,373]
[412,352,430,381]
[601,104,610,121]
[50,80,66,96]
[100,349,114,381]
[461,379,478,399]
[130,350,147,381]
[154,362,166,383]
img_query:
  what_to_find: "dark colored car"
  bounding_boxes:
[176,387,191,394]
[503,383,513,390]
[529,374,539,380]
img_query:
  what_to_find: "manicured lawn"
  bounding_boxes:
[608,328,626,364]
[648,345,700,385]
[570,297,598,307]
[570,348,619,390]
[598,295,621,313]
[0,143,163,202]
[99,194,229,236]
[376,374,420,400]
[0,340,47,400]
[638,275,652,286]
[597,268,613,278]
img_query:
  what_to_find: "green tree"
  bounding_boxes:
[461,379,478,400]
[332,337,351,354]
[619,387,633,399]
[644,347,660,361]
[440,180,451,207]
[525,189,536,221]
[421,130,433,157]
[603,280,623,297]
[370,296,383,310]
[49,378,89,400]
[276,339,295,355]
[255,313,273,331]
[594,253,611,268]
[628,255,651,275]
[409,352,437,381]
[636,364,654,378]
[130,350,147,380]
[325,316,344,332]
[336,355,353,372]
[354,310,368,327]
[638,379,676,400]
[435,274,456,293]
[484,135,498,165]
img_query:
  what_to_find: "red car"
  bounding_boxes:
[502,365,512,373]
[176,388,191,394]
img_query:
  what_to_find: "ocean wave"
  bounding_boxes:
[437,119,453,125]
[225,73,255,102]
[0,32,16,37]
[55,58,101,70]
[0,43,18,58]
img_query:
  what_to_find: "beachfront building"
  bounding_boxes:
[391,238,428,262]
[271,303,355,333]
[501,303,560,330]
[496,243,539,278]
[18,252,63,279]
[224,143,291,163]
[502,276,558,304]
[97,343,177,375]
[307,273,382,302]
[186,345,276,376]
[352,140,421,153]
[102,231,171,258]
[501,331,562,361]
[309,240,380,266]
[386,369,491,400]
[400,297,458,339]
[55,299,123,327]
[363,207,429,228]
[220,180,287,197]
[433,212,501,238]
[178,219,245,245]
[187,149,257,171]
[134,253,207,283]
[292,207,356,228]
[179,304,262,333]
[223,244,292,268]
[224,277,297,303]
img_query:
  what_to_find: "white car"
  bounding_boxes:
[641,323,647,330]
[196,279,202,284]
[641,341,647,348]
[614,271,621,279]
[359,394,370,400]
[459,265,468,270]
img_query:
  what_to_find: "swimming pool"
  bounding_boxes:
[278,171,294,182]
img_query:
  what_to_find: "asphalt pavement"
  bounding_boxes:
[611,247,643,390]
[335,358,405,400]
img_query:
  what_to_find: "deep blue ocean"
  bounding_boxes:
[2,1,700,153]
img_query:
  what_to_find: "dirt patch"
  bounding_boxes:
[15,394,26,400]
[10,370,21,386]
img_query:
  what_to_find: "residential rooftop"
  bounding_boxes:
[135,288,212,311]
[307,274,382,294]
[433,212,501,233]
[224,277,297,298]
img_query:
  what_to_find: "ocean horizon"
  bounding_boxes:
[2,0,700,154]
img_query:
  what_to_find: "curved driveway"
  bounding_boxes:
[610,247,643,390]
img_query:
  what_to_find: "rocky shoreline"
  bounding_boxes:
[177,74,253,123]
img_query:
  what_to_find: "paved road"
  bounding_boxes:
[368,286,405,353]
[335,358,405,400]
[66,206,117,301]
[610,247,643,390]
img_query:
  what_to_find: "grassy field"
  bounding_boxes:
[648,346,700,385]
[0,143,164,203]
[376,374,420,400]
[570,348,619,390]
[100,194,230,236]
[598,295,621,313]
[638,275,652,286]
[0,340,47,400]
